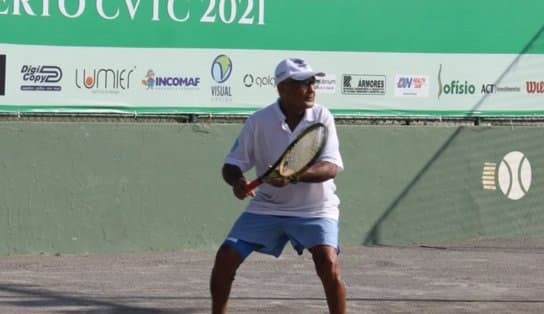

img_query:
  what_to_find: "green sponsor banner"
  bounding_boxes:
[1,0,544,116]
[1,0,543,53]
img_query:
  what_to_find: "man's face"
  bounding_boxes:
[279,77,317,110]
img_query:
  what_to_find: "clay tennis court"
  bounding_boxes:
[1,238,543,314]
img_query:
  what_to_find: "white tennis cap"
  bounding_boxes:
[274,58,325,86]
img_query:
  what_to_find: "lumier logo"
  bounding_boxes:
[75,67,135,93]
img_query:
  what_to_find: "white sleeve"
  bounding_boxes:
[223,118,255,173]
[319,109,344,172]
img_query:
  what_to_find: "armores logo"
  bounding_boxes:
[437,64,476,99]
[0,55,5,96]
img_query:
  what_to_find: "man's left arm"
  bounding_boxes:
[296,160,338,183]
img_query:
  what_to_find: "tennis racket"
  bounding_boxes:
[246,122,328,190]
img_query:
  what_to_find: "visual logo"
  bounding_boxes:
[394,74,429,97]
[75,67,135,94]
[342,74,385,95]
[20,65,63,91]
[437,64,476,98]
[526,81,544,94]
[142,69,200,90]
[210,55,233,100]
[315,75,336,94]
[0,55,5,96]
[482,151,532,200]
[243,74,275,88]
[211,55,232,83]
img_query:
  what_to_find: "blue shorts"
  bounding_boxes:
[223,212,339,259]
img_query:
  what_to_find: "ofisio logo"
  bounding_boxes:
[437,64,476,99]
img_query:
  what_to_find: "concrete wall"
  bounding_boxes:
[0,121,542,255]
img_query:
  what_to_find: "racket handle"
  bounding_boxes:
[246,178,262,191]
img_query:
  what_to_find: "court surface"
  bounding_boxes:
[0,238,543,314]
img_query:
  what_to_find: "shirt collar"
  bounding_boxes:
[273,99,317,125]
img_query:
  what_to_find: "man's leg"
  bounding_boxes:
[310,245,346,314]
[210,244,244,314]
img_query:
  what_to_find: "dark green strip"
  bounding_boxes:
[2,105,544,118]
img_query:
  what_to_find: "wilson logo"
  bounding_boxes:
[526,81,544,94]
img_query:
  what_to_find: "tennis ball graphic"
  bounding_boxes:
[497,151,532,200]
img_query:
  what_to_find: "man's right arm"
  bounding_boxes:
[222,163,255,200]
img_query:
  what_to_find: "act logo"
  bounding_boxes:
[482,151,532,200]
[0,55,5,96]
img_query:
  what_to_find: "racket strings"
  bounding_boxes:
[280,128,325,176]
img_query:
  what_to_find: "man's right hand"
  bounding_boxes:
[232,177,256,200]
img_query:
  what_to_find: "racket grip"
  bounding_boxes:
[246,178,262,191]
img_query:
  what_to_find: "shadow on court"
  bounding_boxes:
[1,240,543,313]
[0,284,189,313]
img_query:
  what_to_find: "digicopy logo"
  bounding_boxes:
[20,65,63,91]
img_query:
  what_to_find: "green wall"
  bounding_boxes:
[0,122,542,255]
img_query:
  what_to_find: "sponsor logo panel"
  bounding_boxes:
[75,66,136,94]
[20,65,63,92]
[315,75,336,94]
[395,74,429,97]
[437,64,476,99]
[141,69,201,90]
[242,73,275,88]
[342,74,385,95]
[210,54,233,102]
[526,81,544,94]
[481,84,521,94]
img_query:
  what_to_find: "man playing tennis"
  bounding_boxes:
[210,58,346,314]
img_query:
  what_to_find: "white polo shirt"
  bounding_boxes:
[224,100,344,220]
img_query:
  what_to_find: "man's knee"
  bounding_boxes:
[213,244,242,273]
[311,245,341,280]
